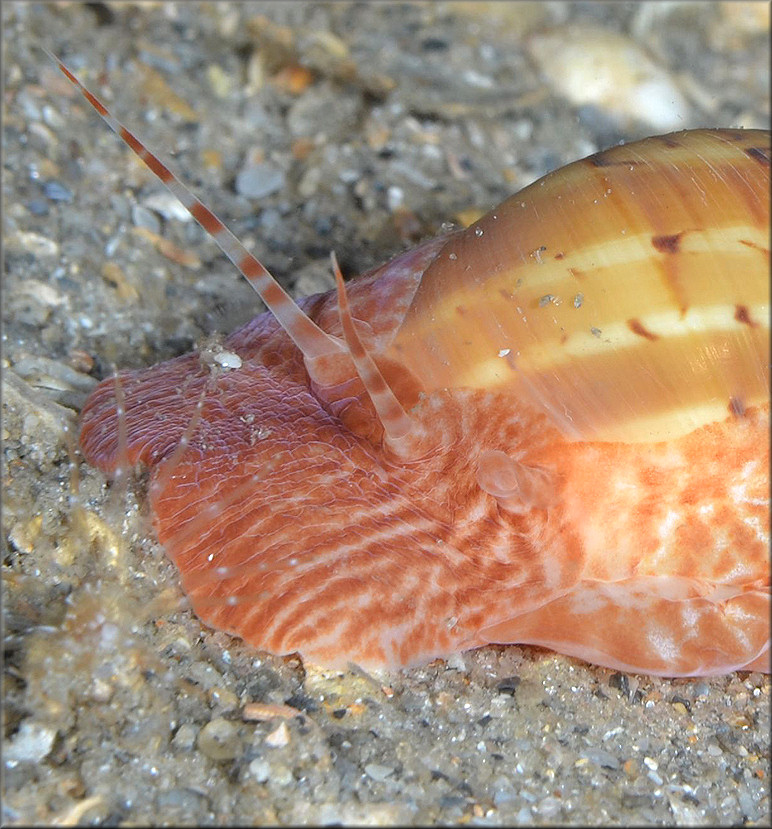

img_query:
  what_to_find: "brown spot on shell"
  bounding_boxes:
[739,239,770,259]
[745,146,770,166]
[729,397,747,417]
[554,252,565,260]
[567,267,585,279]
[587,153,640,168]
[652,233,683,254]
[735,305,759,328]
[627,318,658,341]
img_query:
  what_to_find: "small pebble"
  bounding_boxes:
[492,776,518,805]
[171,723,198,751]
[131,203,162,234]
[647,770,663,785]
[444,652,466,672]
[156,788,208,811]
[42,180,72,202]
[13,353,97,391]
[12,231,59,258]
[672,701,689,715]
[248,757,271,783]
[143,191,192,222]
[535,796,562,818]
[583,748,620,770]
[185,661,225,691]
[242,702,302,721]
[4,721,57,765]
[209,686,239,711]
[214,351,242,369]
[206,62,234,98]
[264,721,290,748]
[270,762,294,786]
[364,763,394,781]
[235,163,286,199]
[197,718,241,761]
[26,199,49,216]
[496,676,520,696]
[386,185,404,211]
[527,25,690,130]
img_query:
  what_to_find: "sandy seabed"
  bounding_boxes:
[4,2,770,825]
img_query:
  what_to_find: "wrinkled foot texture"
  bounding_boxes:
[80,338,770,676]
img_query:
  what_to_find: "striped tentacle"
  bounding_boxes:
[45,49,344,364]
[331,253,432,460]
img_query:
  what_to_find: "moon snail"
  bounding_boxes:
[54,53,770,676]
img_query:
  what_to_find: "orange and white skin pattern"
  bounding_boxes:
[56,54,769,676]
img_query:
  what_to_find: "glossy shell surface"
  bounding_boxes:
[392,129,770,443]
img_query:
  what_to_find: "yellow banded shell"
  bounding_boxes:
[391,129,770,443]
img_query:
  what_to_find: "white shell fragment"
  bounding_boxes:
[526,26,691,130]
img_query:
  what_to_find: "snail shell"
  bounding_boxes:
[61,43,767,678]
[392,129,770,444]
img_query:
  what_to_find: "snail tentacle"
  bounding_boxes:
[331,253,430,461]
[44,48,344,365]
